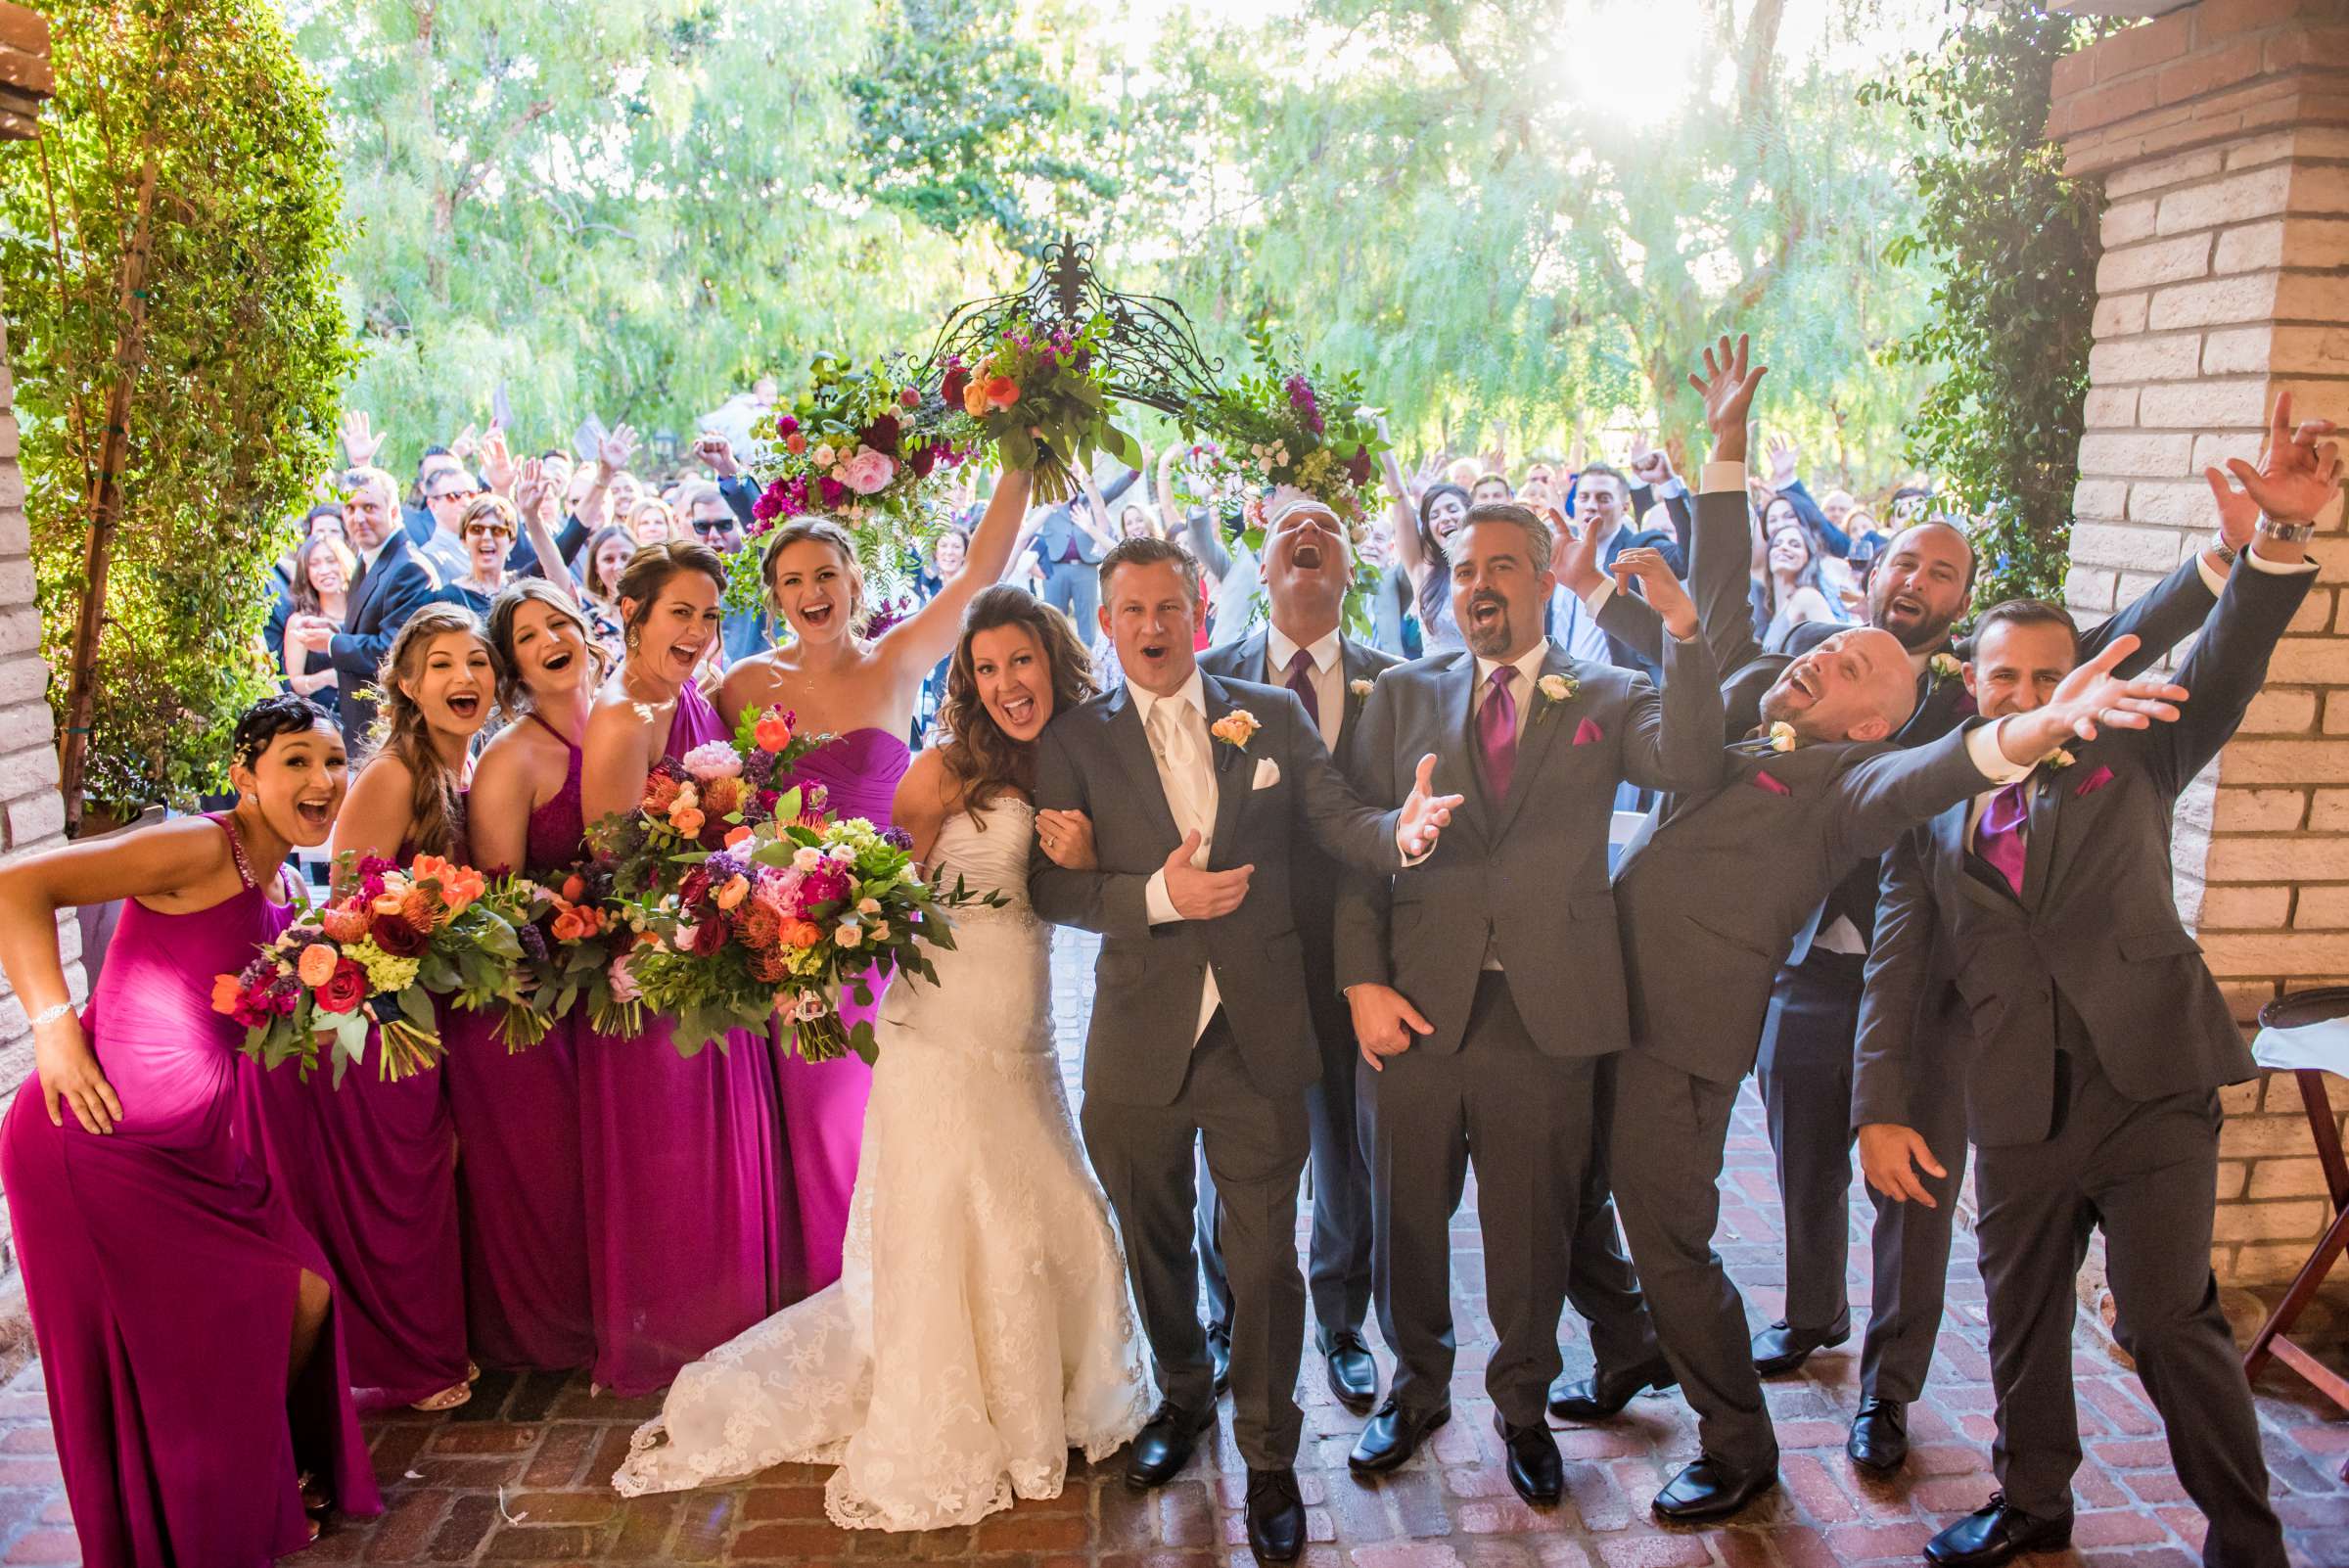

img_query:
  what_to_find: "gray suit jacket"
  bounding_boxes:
[1855,557,2314,1147]
[1030,672,1405,1106]
[1332,633,1726,1059]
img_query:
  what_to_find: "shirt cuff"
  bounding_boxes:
[1145,869,1179,925]
[1970,717,2039,784]
[1581,577,1616,617]
[2196,552,2229,595]
[1648,477,1685,500]
[2243,540,2322,576]
[1701,461,1746,495]
[1400,843,1433,869]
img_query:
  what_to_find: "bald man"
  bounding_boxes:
[1563,339,2194,1522]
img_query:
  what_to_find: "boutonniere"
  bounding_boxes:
[1209,710,1261,751]
[1532,671,1580,721]
[1929,652,1962,687]
[2042,748,2076,772]
[1768,720,1799,753]
[1350,678,1375,699]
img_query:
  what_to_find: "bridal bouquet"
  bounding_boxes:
[948,312,1138,504]
[213,853,516,1084]
[624,812,992,1062]
[729,353,982,612]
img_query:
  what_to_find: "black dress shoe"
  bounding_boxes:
[1651,1454,1777,1523]
[1750,1317,1851,1376]
[1925,1495,2073,1567]
[1322,1330,1378,1412]
[1494,1414,1562,1505]
[1244,1466,1307,1563]
[1347,1398,1449,1474]
[1547,1355,1678,1421]
[1125,1400,1217,1488]
[1208,1325,1232,1397]
[1846,1397,1908,1474]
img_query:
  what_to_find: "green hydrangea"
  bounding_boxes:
[346,937,421,996]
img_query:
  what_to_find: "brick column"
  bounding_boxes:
[2052,0,2349,1297]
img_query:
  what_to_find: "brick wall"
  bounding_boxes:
[2052,0,2349,1289]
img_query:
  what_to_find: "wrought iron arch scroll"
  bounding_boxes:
[928,234,1223,416]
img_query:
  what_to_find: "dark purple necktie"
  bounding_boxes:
[1976,780,2030,898]
[1477,666,1519,804]
[1284,648,1321,732]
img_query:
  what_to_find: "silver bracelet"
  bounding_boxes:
[2256,516,2317,545]
[26,1001,71,1029]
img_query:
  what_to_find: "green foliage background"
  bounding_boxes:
[2,0,352,813]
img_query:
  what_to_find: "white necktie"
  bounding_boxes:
[1150,700,1212,863]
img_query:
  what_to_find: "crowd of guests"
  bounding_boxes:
[1,352,2332,1568]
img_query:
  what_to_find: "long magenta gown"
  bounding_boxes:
[773,727,903,1291]
[0,813,382,1567]
[236,830,469,1411]
[579,681,796,1395]
[443,712,595,1370]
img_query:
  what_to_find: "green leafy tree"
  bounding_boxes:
[1,0,353,818]
[1864,0,2113,604]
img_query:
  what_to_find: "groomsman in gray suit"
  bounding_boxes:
[1194,488,1400,1414]
[1855,403,2333,1568]
[1030,534,1459,1564]
[1579,337,2194,1524]
[1332,499,1726,1505]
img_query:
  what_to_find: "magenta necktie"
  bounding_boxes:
[1976,780,2030,899]
[1284,648,1321,732]
[1477,666,1519,805]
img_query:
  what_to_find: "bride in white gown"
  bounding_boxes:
[614,585,1153,1530]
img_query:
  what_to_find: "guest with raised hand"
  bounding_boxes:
[0,695,382,1564]
[240,604,491,1415]
[617,587,1153,1527]
[443,580,612,1373]
[1375,413,1471,655]
[1855,400,2335,1568]
[578,541,793,1396]
[717,467,1034,1293]
[446,493,520,617]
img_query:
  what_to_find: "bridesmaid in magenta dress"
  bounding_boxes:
[446,579,607,1370]
[580,540,794,1395]
[717,466,1033,1290]
[238,604,487,1412]
[0,696,382,1565]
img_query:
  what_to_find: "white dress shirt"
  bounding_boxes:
[1267,624,1345,750]
[1134,670,1223,1042]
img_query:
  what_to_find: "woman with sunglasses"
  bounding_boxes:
[448,494,520,617]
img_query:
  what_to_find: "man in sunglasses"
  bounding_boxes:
[680,482,770,661]
[417,465,487,584]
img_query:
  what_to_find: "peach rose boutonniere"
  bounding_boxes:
[1350,678,1375,699]
[1209,710,1261,751]
[1531,671,1580,721]
[1929,652,1962,687]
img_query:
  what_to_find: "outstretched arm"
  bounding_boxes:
[878,470,1036,673]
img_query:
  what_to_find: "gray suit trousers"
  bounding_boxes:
[1082,1011,1309,1467]
[1041,558,1100,630]
[1610,1051,1780,1474]
[1974,1046,2284,1567]
[1563,1054,1665,1375]
[1362,973,1596,1427]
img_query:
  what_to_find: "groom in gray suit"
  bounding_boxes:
[1332,500,1725,1506]
[1030,534,1459,1565]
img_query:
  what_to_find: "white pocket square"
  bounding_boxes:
[1252,757,1281,790]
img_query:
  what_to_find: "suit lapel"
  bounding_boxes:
[1200,672,1251,868]
[2019,761,2062,911]
[1492,642,1574,843]
[1236,629,1271,686]
[1104,686,1182,849]
[1435,653,1490,843]
[349,538,394,626]
[2037,746,2105,900]
[1337,637,1377,755]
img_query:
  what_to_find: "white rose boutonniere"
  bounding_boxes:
[1929,652,1962,686]
[2044,748,2075,771]
[1209,710,1261,750]
[1532,671,1580,720]
[1768,720,1799,753]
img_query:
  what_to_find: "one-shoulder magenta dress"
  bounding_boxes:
[0,813,382,1566]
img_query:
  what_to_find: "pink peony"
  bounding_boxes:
[841,447,897,496]
[680,740,743,782]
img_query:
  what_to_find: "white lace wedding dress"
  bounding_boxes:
[612,797,1155,1529]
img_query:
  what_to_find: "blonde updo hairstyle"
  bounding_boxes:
[614,539,727,652]
[760,519,868,636]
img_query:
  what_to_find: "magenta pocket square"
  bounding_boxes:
[1573,717,1603,746]
[2075,764,2116,798]
[1752,769,1792,796]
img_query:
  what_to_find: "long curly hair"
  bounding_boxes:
[936,586,1096,825]
[369,602,494,859]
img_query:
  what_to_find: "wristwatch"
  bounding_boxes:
[2256,516,2317,545]
[2208,529,2238,566]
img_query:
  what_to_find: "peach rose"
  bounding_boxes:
[672,807,706,838]
[297,943,340,989]
[983,376,1020,409]
[781,918,822,949]
[724,825,755,850]
[715,874,752,912]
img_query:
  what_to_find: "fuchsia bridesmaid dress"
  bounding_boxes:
[443,711,596,1371]
[0,813,382,1566]
[774,727,904,1291]
[578,680,797,1395]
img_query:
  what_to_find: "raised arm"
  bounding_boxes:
[877,469,1036,673]
[1375,415,1428,579]
[1606,550,1727,795]
[515,458,580,607]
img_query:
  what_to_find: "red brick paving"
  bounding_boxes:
[1,929,2345,1564]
